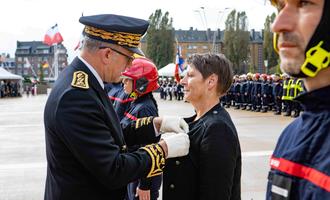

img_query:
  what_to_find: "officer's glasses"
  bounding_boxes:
[99,46,134,65]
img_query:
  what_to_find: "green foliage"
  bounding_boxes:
[22,75,32,83]
[146,9,175,69]
[223,10,250,74]
[263,13,278,70]
[39,63,44,82]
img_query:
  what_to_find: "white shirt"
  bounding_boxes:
[78,55,104,89]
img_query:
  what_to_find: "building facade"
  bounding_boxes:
[249,29,265,73]
[15,41,68,79]
[141,28,265,73]
[0,54,16,74]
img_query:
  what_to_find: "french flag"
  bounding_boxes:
[174,45,184,82]
[43,24,64,46]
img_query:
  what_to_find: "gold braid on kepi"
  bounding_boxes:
[84,26,141,48]
[79,14,149,56]
[141,144,166,178]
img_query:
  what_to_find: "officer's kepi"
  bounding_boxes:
[79,14,149,56]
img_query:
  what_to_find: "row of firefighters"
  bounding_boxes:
[220,73,305,118]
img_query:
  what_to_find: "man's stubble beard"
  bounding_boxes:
[278,32,306,77]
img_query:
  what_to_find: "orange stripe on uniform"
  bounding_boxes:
[270,156,330,192]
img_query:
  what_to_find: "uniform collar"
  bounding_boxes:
[78,55,104,89]
[295,85,330,111]
[184,103,222,124]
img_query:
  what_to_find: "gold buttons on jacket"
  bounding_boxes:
[175,160,180,165]
[170,184,175,189]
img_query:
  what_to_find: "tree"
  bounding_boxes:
[39,63,45,82]
[263,13,279,73]
[223,10,250,74]
[146,9,175,69]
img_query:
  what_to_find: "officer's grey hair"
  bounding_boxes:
[187,53,233,96]
[81,36,115,53]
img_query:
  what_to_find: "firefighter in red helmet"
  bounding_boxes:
[120,58,162,200]
[121,58,160,98]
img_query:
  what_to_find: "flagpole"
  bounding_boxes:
[54,44,59,80]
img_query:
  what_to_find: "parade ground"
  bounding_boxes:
[0,94,293,200]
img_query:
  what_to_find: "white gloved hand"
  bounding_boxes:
[162,132,190,158]
[160,116,189,133]
[160,132,176,140]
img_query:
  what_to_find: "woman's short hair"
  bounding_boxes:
[187,53,233,95]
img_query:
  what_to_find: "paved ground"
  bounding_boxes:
[0,94,294,200]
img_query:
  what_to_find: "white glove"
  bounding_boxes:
[160,132,176,140]
[160,116,189,133]
[162,133,190,158]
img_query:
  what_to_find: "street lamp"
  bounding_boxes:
[264,60,268,74]
[212,7,230,53]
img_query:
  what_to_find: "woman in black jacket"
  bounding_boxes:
[163,53,242,200]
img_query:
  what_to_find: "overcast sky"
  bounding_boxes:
[0,0,276,62]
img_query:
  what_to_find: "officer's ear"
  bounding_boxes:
[98,47,112,64]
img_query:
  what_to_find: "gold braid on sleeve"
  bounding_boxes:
[141,144,166,178]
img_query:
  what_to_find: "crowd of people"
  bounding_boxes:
[158,79,184,101]
[0,80,22,98]
[221,73,304,118]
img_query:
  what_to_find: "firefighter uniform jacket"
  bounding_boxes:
[163,103,241,200]
[266,85,330,199]
[120,93,162,199]
[44,57,161,200]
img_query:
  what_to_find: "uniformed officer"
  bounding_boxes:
[271,73,283,115]
[267,0,330,199]
[43,14,190,200]
[281,74,293,116]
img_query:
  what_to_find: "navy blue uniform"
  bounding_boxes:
[272,80,283,115]
[44,58,158,200]
[266,86,330,199]
[240,80,248,109]
[261,80,270,112]
[234,81,241,109]
[108,86,133,121]
[251,81,261,111]
[120,93,162,200]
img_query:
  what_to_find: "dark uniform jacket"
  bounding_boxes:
[44,57,157,200]
[120,93,162,199]
[163,103,241,200]
[266,85,330,199]
[108,85,132,121]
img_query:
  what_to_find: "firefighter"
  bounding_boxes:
[266,0,330,198]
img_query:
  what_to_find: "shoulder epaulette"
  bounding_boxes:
[71,71,89,89]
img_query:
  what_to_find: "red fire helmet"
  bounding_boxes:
[121,58,160,96]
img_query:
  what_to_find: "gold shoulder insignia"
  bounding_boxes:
[71,71,89,89]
